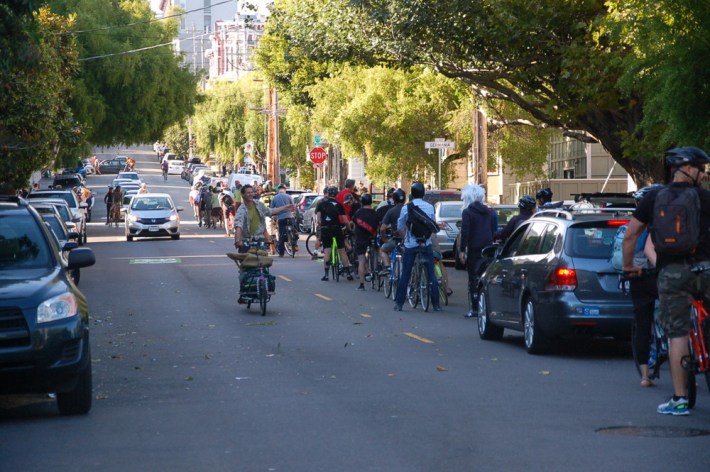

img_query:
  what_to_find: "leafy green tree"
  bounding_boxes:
[0,6,80,192]
[262,0,710,184]
[47,0,199,147]
[162,122,190,158]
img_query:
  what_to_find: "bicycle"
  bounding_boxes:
[406,241,432,311]
[283,218,299,258]
[433,250,448,306]
[233,240,275,316]
[305,231,323,259]
[384,238,403,300]
[366,237,383,291]
[682,264,710,395]
[162,167,168,181]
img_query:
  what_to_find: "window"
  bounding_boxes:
[515,222,548,256]
[500,224,528,258]
[565,224,617,259]
[539,224,559,254]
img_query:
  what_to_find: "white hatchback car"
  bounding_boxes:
[124,193,182,241]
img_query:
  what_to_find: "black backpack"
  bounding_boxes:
[651,186,701,256]
[406,203,439,241]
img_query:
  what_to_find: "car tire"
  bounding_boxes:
[478,290,503,340]
[57,358,92,415]
[523,299,549,354]
[171,234,180,240]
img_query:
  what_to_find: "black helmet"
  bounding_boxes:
[633,184,663,203]
[361,194,372,206]
[411,181,425,199]
[386,187,396,197]
[392,188,406,204]
[518,195,536,210]
[325,186,338,197]
[535,187,553,201]
[664,146,710,168]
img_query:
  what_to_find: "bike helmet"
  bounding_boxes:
[411,181,425,199]
[535,187,553,201]
[633,184,663,203]
[361,193,372,206]
[518,195,536,210]
[664,146,710,168]
[386,187,396,197]
[325,186,338,197]
[392,188,406,204]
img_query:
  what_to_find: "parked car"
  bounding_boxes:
[0,195,95,415]
[98,158,127,174]
[475,210,635,353]
[52,173,83,190]
[423,189,461,206]
[117,171,142,185]
[27,198,77,232]
[168,159,185,175]
[124,193,182,241]
[192,168,216,186]
[40,212,82,284]
[302,196,325,233]
[431,201,463,257]
[294,193,321,232]
[26,189,87,245]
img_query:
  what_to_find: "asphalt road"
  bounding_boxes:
[1,147,710,471]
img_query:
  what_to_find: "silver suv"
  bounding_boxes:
[476,208,635,353]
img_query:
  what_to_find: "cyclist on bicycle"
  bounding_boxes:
[352,193,378,290]
[234,184,294,253]
[161,160,168,180]
[379,188,405,273]
[271,183,297,257]
[393,182,440,311]
[623,146,710,415]
[459,184,496,318]
[316,186,353,281]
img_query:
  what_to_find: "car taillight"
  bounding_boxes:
[546,267,577,291]
[437,221,448,230]
[606,219,629,227]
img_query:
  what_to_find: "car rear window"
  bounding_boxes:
[565,222,626,259]
[27,192,77,209]
[439,204,462,218]
[0,215,51,269]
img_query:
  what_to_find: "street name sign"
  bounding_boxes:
[425,141,456,149]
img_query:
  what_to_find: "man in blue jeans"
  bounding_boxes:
[270,183,296,257]
[393,181,440,311]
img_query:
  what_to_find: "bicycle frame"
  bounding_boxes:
[689,298,709,373]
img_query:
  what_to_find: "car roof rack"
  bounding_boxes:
[534,207,635,221]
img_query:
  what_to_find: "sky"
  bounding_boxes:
[150,0,271,15]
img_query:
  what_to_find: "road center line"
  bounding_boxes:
[279,275,292,282]
[315,294,332,301]
[404,332,434,344]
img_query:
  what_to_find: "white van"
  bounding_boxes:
[227,172,263,194]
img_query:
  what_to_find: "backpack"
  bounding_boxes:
[406,203,439,241]
[651,186,701,256]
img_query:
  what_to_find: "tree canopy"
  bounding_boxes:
[260,0,710,185]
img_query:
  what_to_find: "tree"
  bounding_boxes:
[162,122,190,159]
[0,5,80,192]
[47,0,199,148]
[262,0,710,185]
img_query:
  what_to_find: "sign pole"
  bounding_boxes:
[438,148,442,190]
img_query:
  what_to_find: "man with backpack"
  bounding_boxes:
[393,182,440,311]
[623,146,710,416]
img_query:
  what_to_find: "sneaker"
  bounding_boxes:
[347,274,354,281]
[357,284,365,291]
[393,304,402,311]
[657,396,689,416]
[432,305,442,312]
[311,252,319,260]
[464,311,478,318]
[321,275,329,281]
[378,268,391,276]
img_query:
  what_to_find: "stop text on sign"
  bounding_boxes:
[309,146,327,164]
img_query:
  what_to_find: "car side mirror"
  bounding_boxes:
[480,245,498,259]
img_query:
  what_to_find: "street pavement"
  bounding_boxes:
[1,147,710,471]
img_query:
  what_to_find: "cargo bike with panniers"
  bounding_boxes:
[227,240,277,316]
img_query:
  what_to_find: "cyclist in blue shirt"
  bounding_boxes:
[270,184,296,257]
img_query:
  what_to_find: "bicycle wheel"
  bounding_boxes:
[392,255,401,300]
[407,264,419,308]
[332,243,340,282]
[438,278,448,306]
[368,247,377,289]
[258,278,268,316]
[419,264,430,312]
[703,318,710,392]
[306,233,318,257]
[285,229,295,257]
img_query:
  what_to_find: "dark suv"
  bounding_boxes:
[0,196,96,414]
[476,208,635,353]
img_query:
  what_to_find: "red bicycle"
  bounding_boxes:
[681,264,710,395]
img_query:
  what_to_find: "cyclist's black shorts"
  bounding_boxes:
[354,237,371,256]
[321,225,344,249]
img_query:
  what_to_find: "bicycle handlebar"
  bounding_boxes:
[691,263,710,274]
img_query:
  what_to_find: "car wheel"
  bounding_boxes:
[171,234,180,240]
[478,290,503,340]
[57,359,92,415]
[523,299,548,354]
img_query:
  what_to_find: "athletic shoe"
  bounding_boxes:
[432,305,442,312]
[657,396,689,416]
[379,268,391,276]
[347,274,354,281]
[393,304,402,311]
[321,275,329,281]
[464,311,478,318]
[357,284,365,291]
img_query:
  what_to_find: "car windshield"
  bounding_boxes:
[0,215,51,269]
[565,224,619,259]
[42,215,68,240]
[439,204,462,218]
[27,192,77,209]
[119,173,139,180]
[495,208,519,227]
[131,197,173,211]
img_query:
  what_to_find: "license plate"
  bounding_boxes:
[149,225,159,232]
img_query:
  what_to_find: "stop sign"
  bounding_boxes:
[309,146,327,164]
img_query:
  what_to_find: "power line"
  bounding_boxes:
[78,30,214,61]
[61,0,235,35]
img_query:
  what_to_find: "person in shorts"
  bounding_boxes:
[352,194,378,290]
[316,186,353,281]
